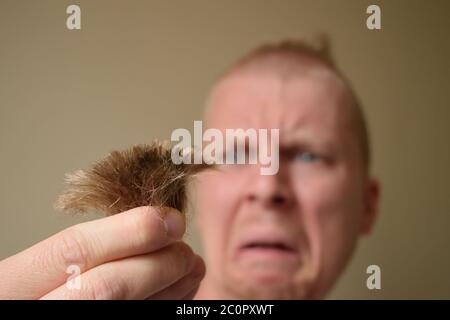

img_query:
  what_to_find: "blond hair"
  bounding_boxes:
[218,38,370,172]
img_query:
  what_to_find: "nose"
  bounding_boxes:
[245,169,295,210]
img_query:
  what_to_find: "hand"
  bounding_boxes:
[0,206,205,299]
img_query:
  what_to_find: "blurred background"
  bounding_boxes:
[1,0,449,299]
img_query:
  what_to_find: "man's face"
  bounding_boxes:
[195,70,377,299]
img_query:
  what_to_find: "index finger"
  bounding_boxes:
[0,206,185,299]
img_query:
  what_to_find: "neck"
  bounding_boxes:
[194,275,232,300]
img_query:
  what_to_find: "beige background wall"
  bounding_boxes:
[1,0,449,299]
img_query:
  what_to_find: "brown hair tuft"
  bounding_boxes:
[54,141,210,216]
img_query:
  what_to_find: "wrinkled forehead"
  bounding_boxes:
[205,70,354,144]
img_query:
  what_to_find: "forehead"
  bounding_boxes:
[206,72,354,145]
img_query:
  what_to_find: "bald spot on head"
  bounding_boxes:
[205,40,370,173]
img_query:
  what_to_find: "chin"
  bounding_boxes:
[223,268,314,300]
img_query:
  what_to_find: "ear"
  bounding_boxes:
[359,177,380,235]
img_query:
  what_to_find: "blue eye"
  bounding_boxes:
[225,151,238,163]
[295,152,320,163]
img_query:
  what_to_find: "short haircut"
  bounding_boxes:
[215,38,371,172]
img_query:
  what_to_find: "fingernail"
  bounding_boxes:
[162,209,185,239]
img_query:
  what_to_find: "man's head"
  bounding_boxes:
[194,40,380,299]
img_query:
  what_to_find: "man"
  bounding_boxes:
[0,40,379,299]
[194,40,380,299]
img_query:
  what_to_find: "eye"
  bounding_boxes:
[224,150,237,163]
[294,151,320,163]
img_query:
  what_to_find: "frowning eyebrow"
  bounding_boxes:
[279,137,337,157]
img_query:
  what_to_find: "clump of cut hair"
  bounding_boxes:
[54,141,210,216]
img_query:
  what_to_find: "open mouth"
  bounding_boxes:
[242,241,295,252]
[238,237,300,261]
[236,240,300,271]
[234,228,302,266]
[234,233,303,274]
